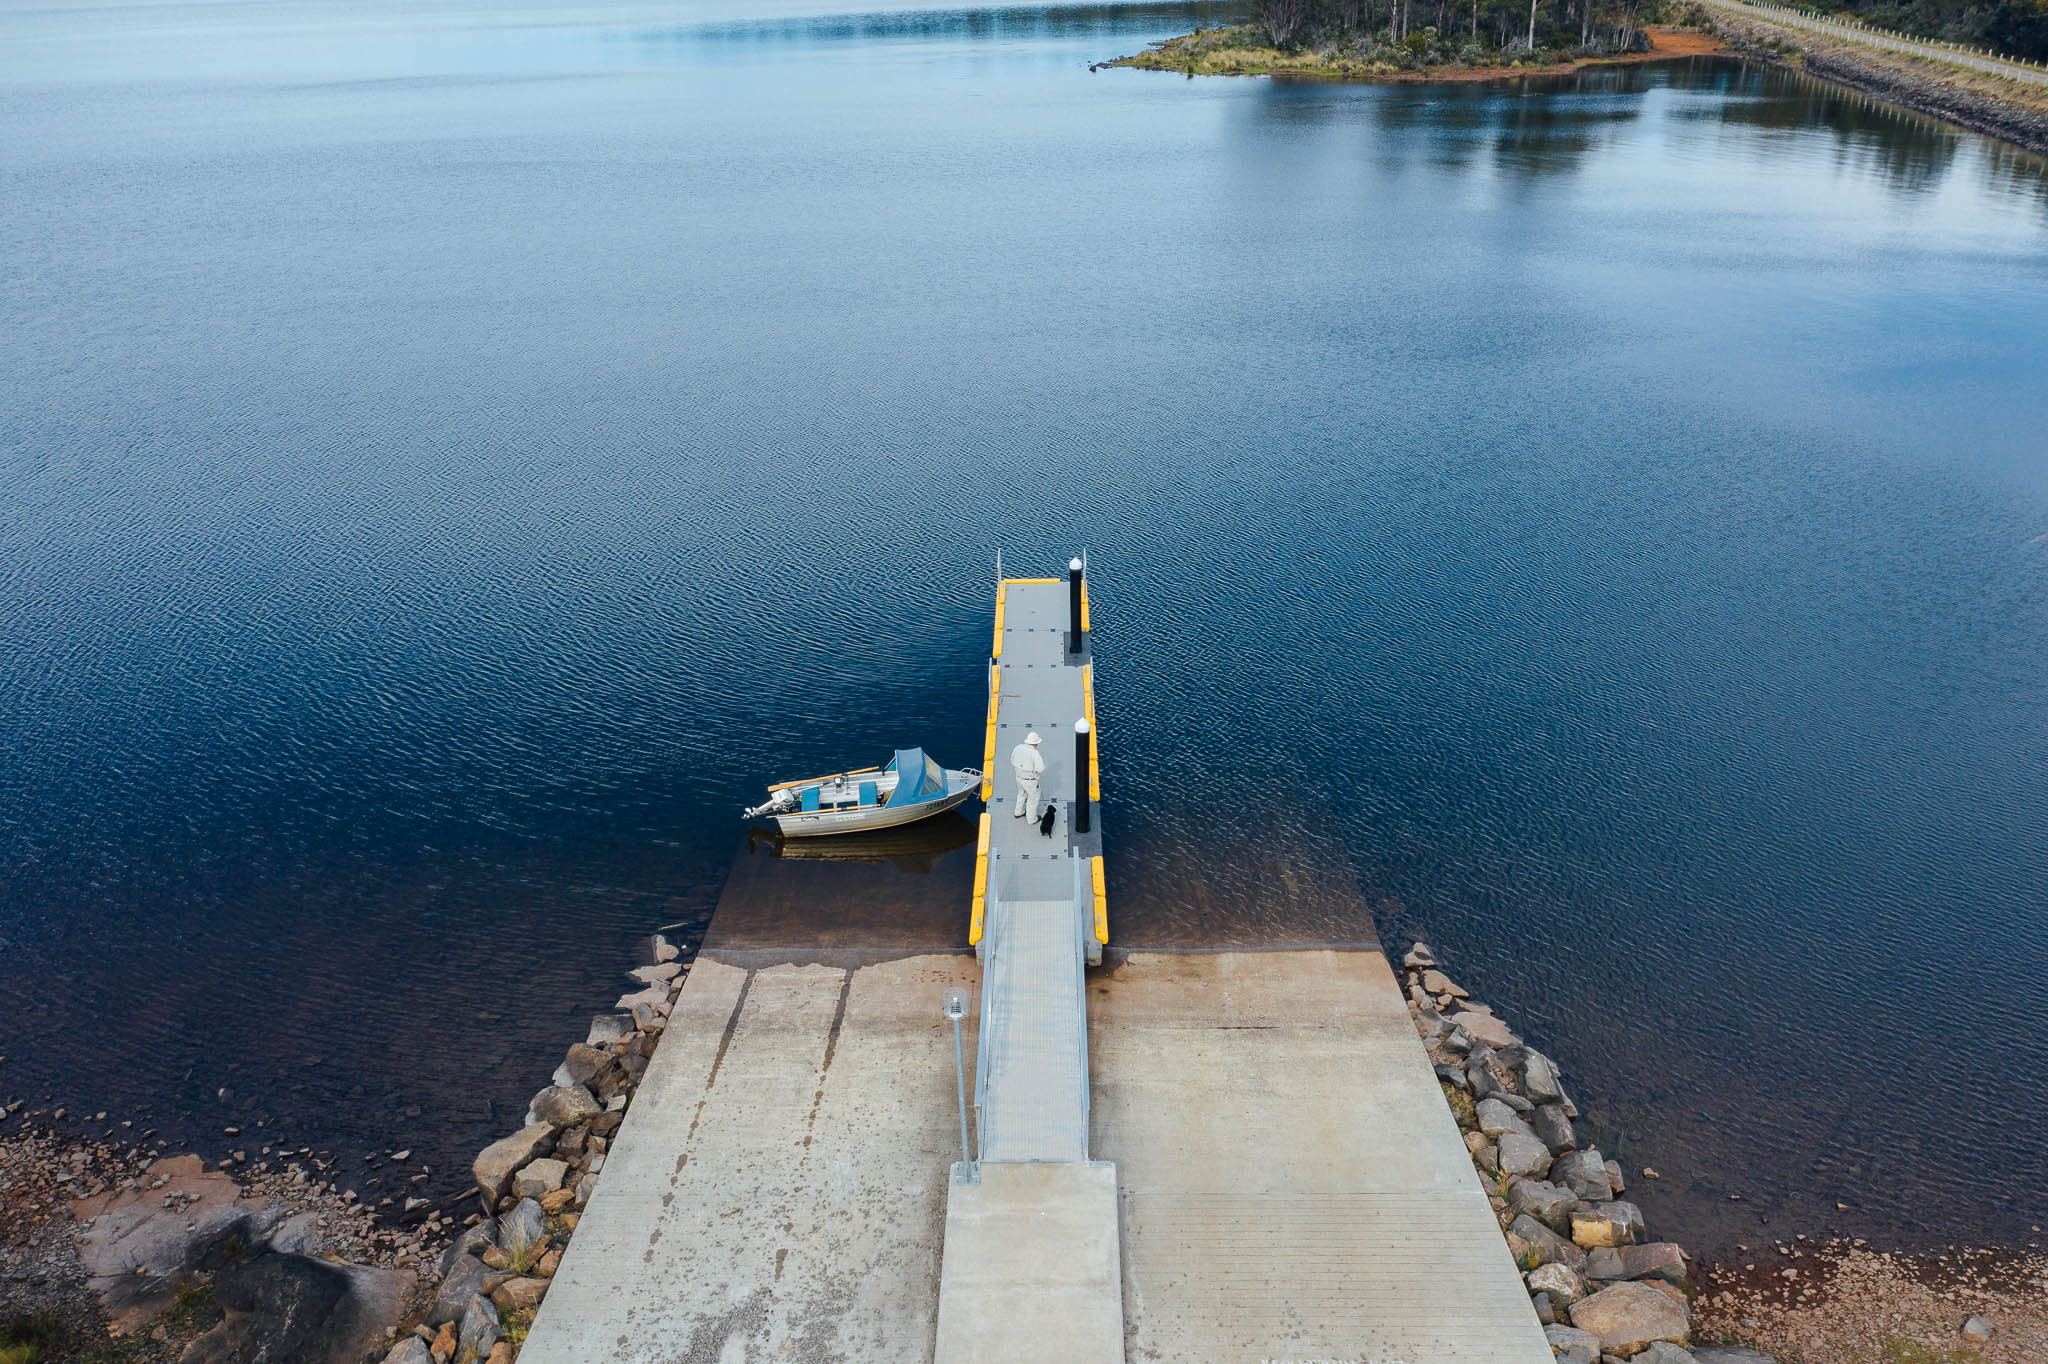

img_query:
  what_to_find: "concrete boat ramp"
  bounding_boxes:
[519,566,1549,1364]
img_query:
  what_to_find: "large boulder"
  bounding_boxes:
[512,1158,568,1200]
[628,963,682,987]
[498,1198,547,1261]
[1520,1050,1564,1103]
[1528,1103,1575,1154]
[531,1084,601,1129]
[614,987,668,1016]
[439,1220,498,1278]
[1476,1099,1536,1141]
[1526,1260,1586,1304]
[1506,1179,1580,1234]
[560,1044,613,1087]
[1545,1324,1602,1364]
[1509,1213,1586,1271]
[1466,1062,1511,1103]
[1616,1242,1688,1285]
[1449,1009,1517,1047]
[586,1014,633,1047]
[1552,1149,1614,1202]
[456,1293,502,1364]
[1572,1200,1644,1248]
[429,1252,492,1327]
[69,1156,286,1334]
[1498,1132,1553,1179]
[489,1276,548,1313]
[1568,1280,1689,1356]
[1637,1345,1701,1364]
[182,1252,406,1364]
[473,1123,555,1203]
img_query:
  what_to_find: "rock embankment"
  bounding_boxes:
[1702,6,2048,156]
[372,935,691,1364]
[1401,942,1771,1364]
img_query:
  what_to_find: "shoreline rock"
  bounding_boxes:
[0,928,699,1364]
[378,931,695,1362]
[1401,941,1737,1362]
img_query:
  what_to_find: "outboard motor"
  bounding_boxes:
[741,788,798,822]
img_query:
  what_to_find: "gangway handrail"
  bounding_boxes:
[973,873,998,1144]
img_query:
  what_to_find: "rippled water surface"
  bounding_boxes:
[4,0,2047,1252]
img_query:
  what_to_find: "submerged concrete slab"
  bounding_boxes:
[931,1162,1122,1364]
[1091,949,1552,1364]
[519,952,975,1364]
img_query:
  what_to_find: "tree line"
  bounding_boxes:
[1822,0,2048,61]
[1255,0,1655,54]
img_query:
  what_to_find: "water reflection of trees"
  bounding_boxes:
[1667,59,2048,204]
[1245,54,2048,205]
[1252,62,1664,179]
[632,3,1217,52]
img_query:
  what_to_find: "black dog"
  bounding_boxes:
[1038,803,1058,838]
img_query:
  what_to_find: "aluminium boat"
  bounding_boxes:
[741,748,981,837]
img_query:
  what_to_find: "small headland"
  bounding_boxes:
[1112,18,1726,82]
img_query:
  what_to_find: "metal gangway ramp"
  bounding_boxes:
[932,560,1121,1364]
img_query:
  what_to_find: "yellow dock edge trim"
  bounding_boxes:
[970,812,992,946]
[1082,664,1100,801]
[980,663,1000,802]
[992,583,1006,660]
[1079,578,1090,633]
[1000,576,1061,584]
[1090,855,1107,945]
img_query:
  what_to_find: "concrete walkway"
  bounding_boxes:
[1093,950,1553,1363]
[519,944,1550,1363]
[518,953,975,1364]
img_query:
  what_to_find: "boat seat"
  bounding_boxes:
[859,781,878,806]
[800,788,821,813]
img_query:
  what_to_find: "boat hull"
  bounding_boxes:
[766,778,980,837]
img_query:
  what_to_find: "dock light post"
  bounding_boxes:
[1068,557,1085,655]
[943,987,974,1182]
[1074,719,1092,835]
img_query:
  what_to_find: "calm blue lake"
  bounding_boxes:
[3,0,2045,1252]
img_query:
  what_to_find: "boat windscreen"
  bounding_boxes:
[886,748,943,806]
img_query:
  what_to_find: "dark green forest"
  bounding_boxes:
[1822,0,2048,61]
[1249,0,2048,61]
[1252,0,1659,56]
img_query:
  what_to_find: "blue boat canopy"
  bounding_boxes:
[885,748,946,807]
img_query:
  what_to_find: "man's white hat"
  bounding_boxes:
[1026,732,1041,745]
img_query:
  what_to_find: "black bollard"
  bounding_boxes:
[1074,719,1092,834]
[1068,557,1084,655]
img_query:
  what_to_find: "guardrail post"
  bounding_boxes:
[1074,719,1092,834]
[1068,557,1085,655]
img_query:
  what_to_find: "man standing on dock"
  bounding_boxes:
[1010,731,1044,818]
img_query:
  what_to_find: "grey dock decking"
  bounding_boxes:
[935,573,1122,1364]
